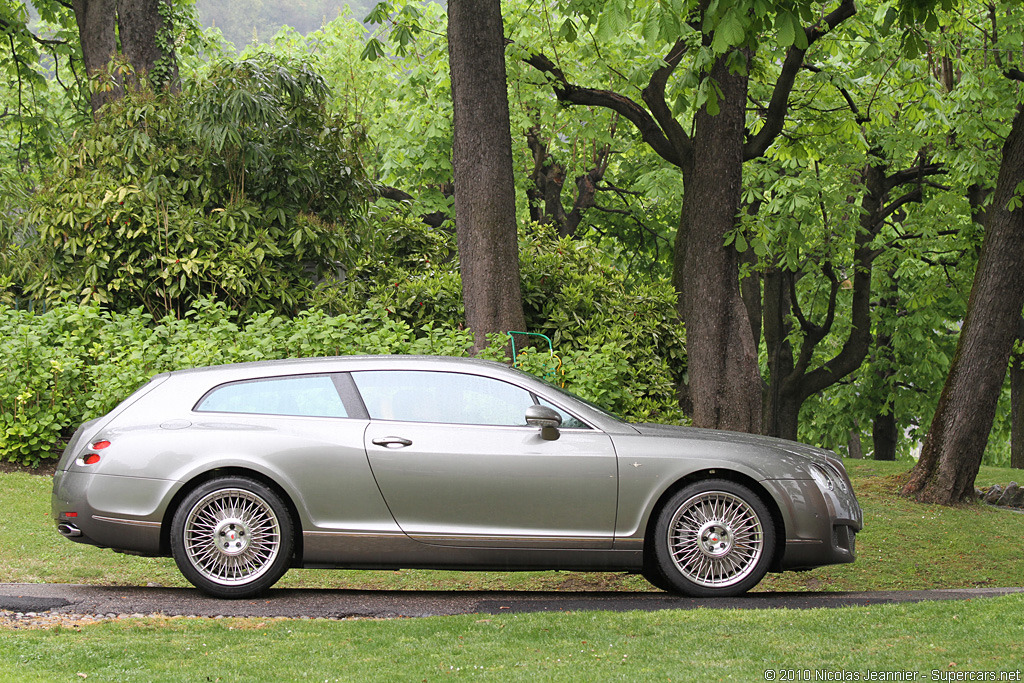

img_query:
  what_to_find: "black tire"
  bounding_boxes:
[641,565,677,592]
[170,476,294,599]
[652,479,775,597]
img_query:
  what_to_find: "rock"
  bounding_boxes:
[984,485,1004,504]
[1009,485,1024,508]
[996,482,1020,507]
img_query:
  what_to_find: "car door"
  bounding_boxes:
[353,369,618,549]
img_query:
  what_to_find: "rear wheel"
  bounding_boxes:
[652,479,775,597]
[170,477,293,599]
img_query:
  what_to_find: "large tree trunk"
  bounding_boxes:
[1011,317,1024,470]
[902,107,1024,504]
[72,0,119,114]
[677,51,761,433]
[448,0,526,353]
[73,0,180,115]
[118,0,180,91]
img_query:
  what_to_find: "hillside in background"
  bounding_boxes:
[195,0,377,49]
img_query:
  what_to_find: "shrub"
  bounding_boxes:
[18,54,369,317]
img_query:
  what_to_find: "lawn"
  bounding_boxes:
[2,459,1023,682]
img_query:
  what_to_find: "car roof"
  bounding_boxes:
[162,358,524,385]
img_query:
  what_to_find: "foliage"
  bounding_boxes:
[0,299,472,466]
[316,217,688,423]
[0,229,686,464]
[3,0,1024,481]
[17,54,370,317]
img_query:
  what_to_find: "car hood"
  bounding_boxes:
[629,422,837,467]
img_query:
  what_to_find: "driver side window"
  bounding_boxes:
[353,371,536,426]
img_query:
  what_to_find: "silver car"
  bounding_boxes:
[52,356,862,599]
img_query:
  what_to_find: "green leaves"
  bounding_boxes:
[19,54,369,318]
[0,300,481,465]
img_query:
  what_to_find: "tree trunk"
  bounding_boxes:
[872,270,899,461]
[72,0,119,114]
[1012,317,1024,470]
[117,0,180,91]
[73,0,180,115]
[902,107,1024,504]
[677,51,761,433]
[447,0,526,353]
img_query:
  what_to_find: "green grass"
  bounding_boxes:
[2,597,1023,681]
[4,459,1023,591]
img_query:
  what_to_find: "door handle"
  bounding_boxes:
[372,436,413,448]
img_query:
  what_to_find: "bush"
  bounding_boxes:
[317,217,688,424]
[1,279,686,466]
[18,54,369,317]
[0,300,473,466]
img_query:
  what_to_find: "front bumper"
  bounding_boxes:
[763,476,863,571]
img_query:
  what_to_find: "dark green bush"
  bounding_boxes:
[19,54,369,317]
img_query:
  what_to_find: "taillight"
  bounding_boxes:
[78,439,110,466]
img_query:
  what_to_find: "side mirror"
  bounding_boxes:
[526,405,562,441]
[526,404,562,428]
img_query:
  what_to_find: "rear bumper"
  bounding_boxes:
[51,468,172,556]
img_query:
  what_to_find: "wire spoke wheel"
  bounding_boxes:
[652,480,775,596]
[183,488,282,585]
[171,477,293,598]
[668,491,763,588]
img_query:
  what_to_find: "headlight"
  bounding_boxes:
[809,464,837,493]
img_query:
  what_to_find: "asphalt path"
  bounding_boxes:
[2,584,1022,619]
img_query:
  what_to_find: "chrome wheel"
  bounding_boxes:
[653,480,775,596]
[183,488,281,585]
[171,477,293,598]
[668,491,763,588]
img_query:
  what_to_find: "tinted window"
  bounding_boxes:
[196,375,347,418]
[352,370,535,426]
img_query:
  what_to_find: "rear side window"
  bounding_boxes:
[195,375,347,418]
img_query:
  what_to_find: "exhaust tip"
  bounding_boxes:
[58,523,82,538]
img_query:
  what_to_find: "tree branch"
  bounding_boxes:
[802,63,867,123]
[886,162,946,191]
[640,39,692,164]
[744,0,857,160]
[525,51,683,168]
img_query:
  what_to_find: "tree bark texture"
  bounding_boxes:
[73,0,179,115]
[902,107,1024,504]
[677,52,762,433]
[447,0,526,353]
[871,272,898,461]
[73,0,119,113]
[118,0,180,91]
[1011,317,1024,470]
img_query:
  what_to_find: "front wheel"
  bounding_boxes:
[652,479,775,597]
[170,477,294,599]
